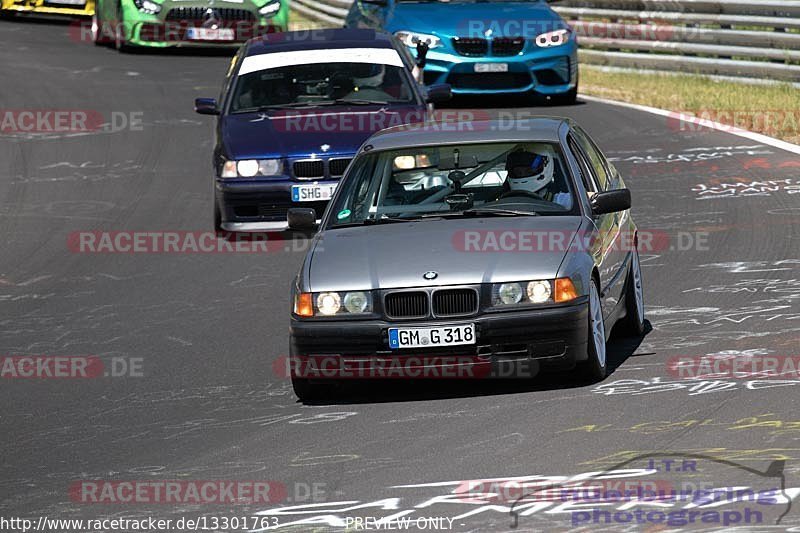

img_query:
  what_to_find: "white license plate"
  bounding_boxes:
[47,0,86,4]
[389,325,475,349]
[475,63,508,73]
[291,183,337,202]
[186,28,235,41]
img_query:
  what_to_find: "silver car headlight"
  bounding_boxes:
[492,278,578,306]
[221,159,283,178]
[294,291,374,317]
[394,31,442,49]
[535,29,571,48]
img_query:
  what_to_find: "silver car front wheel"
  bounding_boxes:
[583,280,607,381]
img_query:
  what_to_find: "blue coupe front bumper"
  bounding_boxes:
[216,178,338,232]
[418,42,578,96]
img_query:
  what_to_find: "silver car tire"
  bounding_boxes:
[582,279,607,381]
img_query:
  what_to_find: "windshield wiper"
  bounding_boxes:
[334,216,418,228]
[233,102,322,113]
[463,208,539,217]
[303,99,395,107]
[363,215,419,224]
[331,99,394,106]
[421,208,538,218]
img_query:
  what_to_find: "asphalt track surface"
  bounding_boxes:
[2,17,800,533]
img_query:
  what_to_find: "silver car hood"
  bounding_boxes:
[307,217,583,291]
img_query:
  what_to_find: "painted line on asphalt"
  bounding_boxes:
[578,94,800,157]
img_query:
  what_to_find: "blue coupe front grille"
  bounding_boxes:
[492,37,525,56]
[452,37,488,56]
[452,37,526,57]
[447,72,532,90]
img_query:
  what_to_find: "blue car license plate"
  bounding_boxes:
[291,183,337,202]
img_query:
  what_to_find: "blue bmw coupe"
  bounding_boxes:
[346,0,578,103]
[195,29,450,231]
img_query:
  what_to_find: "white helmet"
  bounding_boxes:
[505,148,555,194]
[352,64,386,89]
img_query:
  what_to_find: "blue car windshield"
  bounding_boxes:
[328,141,578,227]
[230,63,416,113]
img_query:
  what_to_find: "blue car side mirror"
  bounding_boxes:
[194,98,219,115]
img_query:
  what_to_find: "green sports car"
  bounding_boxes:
[91,0,287,51]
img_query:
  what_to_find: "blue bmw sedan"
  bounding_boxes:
[346,0,578,103]
[195,29,450,231]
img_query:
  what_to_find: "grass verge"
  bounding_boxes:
[580,65,800,145]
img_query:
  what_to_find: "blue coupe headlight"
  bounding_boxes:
[535,29,571,48]
[394,31,442,49]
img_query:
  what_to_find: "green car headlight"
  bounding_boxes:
[258,0,281,16]
[133,0,161,14]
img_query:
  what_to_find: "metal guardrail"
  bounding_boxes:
[292,0,800,83]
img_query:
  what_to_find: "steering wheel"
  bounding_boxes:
[499,189,543,200]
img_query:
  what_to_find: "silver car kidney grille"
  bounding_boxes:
[384,288,478,319]
[385,292,428,319]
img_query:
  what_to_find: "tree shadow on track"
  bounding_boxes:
[298,320,653,405]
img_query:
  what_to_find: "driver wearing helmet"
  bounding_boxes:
[501,148,571,208]
[352,64,386,89]
[346,64,396,101]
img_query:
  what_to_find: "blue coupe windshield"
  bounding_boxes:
[230,62,416,113]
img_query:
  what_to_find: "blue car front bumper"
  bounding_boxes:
[417,42,578,96]
[215,178,338,232]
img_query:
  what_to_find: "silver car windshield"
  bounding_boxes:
[328,141,578,227]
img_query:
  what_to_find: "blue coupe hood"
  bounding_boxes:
[221,105,426,159]
[386,1,567,37]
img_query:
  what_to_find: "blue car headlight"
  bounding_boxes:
[221,159,283,178]
[535,29,571,48]
[394,31,442,49]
